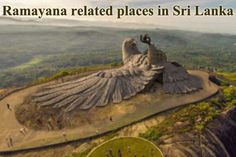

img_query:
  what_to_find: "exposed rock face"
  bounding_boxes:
[209,108,236,156]
[32,36,202,112]
[209,75,223,86]
[159,107,236,157]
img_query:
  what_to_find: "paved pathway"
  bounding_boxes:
[0,70,218,152]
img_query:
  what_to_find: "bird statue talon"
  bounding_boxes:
[140,34,151,45]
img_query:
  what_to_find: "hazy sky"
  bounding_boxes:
[0,0,236,34]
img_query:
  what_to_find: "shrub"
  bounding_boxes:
[223,86,236,102]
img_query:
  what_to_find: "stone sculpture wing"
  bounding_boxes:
[33,66,162,112]
[163,63,202,94]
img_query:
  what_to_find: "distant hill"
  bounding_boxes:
[0,24,236,88]
[0,16,157,29]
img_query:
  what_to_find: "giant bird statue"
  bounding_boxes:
[33,35,201,112]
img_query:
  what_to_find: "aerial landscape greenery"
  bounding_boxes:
[0,22,236,157]
[0,24,236,88]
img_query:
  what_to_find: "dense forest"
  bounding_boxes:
[0,25,236,88]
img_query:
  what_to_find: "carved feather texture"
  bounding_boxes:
[33,56,163,112]
[162,63,202,94]
[32,37,202,112]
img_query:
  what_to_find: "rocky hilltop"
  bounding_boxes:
[159,107,236,157]
[2,73,236,157]
[70,74,236,157]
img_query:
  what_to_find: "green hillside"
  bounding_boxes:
[0,25,236,88]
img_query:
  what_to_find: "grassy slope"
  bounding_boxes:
[87,137,163,157]
[11,57,43,70]
[217,72,236,82]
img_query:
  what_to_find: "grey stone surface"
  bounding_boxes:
[33,36,202,112]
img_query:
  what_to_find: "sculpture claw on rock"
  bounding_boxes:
[33,35,201,112]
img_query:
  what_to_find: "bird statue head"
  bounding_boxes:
[122,38,141,63]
